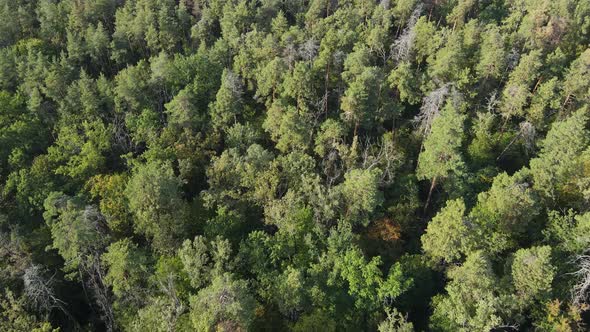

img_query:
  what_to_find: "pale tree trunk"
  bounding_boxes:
[424,176,437,212]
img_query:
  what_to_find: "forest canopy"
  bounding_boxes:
[1,0,590,331]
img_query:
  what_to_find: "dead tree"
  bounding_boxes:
[413,84,450,137]
[23,264,68,315]
[572,254,590,305]
[390,4,423,64]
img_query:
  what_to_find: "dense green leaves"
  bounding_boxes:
[126,161,190,253]
[2,1,590,330]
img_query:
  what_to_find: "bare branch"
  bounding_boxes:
[413,84,450,136]
[299,39,318,62]
[390,4,423,63]
[572,254,590,305]
[23,264,68,315]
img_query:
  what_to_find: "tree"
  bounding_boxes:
[378,308,414,332]
[189,273,257,331]
[527,77,560,128]
[86,173,131,234]
[48,120,112,183]
[416,100,466,210]
[102,238,150,298]
[130,295,192,332]
[428,30,468,84]
[529,108,590,207]
[430,251,504,332]
[388,61,421,105]
[421,199,474,264]
[562,49,590,109]
[339,168,384,226]
[271,266,307,320]
[292,310,336,332]
[469,171,540,254]
[42,192,115,330]
[125,161,189,253]
[178,235,232,289]
[341,66,382,132]
[43,193,109,273]
[340,47,385,132]
[476,25,506,81]
[263,100,312,153]
[21,264,69,321]
[0,289,58,332]
[210,69,243,131]
[500,50,542,120]
[449,0,477,27]
[203,144,277,208]
[511,246,556,304]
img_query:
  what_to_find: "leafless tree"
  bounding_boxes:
[413,83,450,136]
[23,265,68,314]
[0,231,31,280]
[155,271,187,331]
[497,121,536,160]
[321,149,344,188]
[112,112,136,153]
[486,90,499,113]
[390,4,423,64]
[283,43,298,69]
[519,121,536,153]
[75,206,116,331]
[572,254,590,305]
[379,0,391,10]
[506,48,520,72]
[224,70,244,102]
[80,255,116,332]
[493,323,520,331]
[299,39,318,62]
[360,135,404,186]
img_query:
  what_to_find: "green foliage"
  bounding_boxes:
[470,171,540,254]
[562,49,590,109]
[210,69,243,131]
[500,50,543,119]
[511,246,556,303]
[178,235,232,289]
[102,238,150,297]
[417,100,466,182]
[129,296,192,332]
[476,25,506,80]
[422,199,474,264]
[339,168,384,225]
[430,251,504,332]
[189,273,257,331]
[86,173,131,233]
[43,192,109,272]
[126,161,189,253]
[389,61,421,105]
[530,108,590,207]
[0,289,58,332]
[3,1,590,330]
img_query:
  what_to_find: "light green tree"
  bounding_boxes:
[416,101,466,210]
[422,199,474,264]
[126,161,189,253]
[511,246,555,304]
[189,273,257,331]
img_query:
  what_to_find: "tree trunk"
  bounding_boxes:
[424,176,437,212]
[324,61,330,117]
